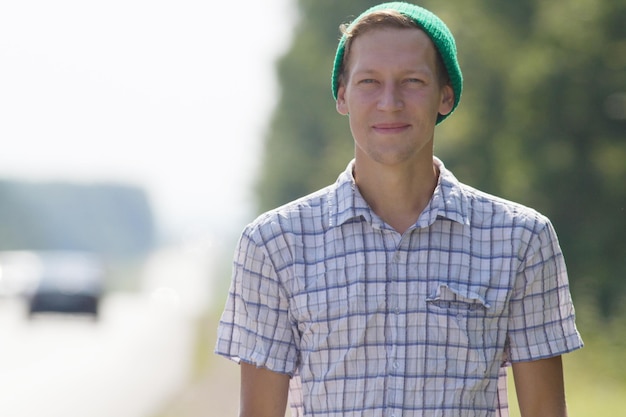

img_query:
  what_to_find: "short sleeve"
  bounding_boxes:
[506,219,583,362]
[215,226,299,375]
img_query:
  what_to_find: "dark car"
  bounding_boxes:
[23,251,104,319]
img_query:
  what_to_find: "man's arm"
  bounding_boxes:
[240,362,290,417]
[512,355,568,417]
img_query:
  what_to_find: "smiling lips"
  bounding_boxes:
[372,122,411,134]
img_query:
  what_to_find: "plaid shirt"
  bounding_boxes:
[216,158,583,417]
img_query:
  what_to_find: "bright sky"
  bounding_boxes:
[0,0,295,242]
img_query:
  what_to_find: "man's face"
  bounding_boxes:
[336,27,454,168]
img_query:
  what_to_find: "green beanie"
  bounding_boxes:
[332,2,463,124]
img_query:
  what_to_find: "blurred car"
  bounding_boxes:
[1,250,105,319]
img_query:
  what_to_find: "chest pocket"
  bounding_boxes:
[427,283,491,311]
[425,283,501,379]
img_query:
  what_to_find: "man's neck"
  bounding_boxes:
[353,158,439,234]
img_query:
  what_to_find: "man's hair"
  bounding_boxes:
[337,10,450,91]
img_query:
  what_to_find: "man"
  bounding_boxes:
[216,2,583,416]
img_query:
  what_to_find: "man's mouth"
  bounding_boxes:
[372,122,410,133]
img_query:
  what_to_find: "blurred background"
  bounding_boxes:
[0,0,624,416]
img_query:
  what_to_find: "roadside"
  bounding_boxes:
[145,239,243,417]
[152,312,240,417]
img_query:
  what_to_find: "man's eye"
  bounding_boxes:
[358,79,377,84]
[405,78,424,84]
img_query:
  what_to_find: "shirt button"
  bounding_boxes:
[393,361,399,369]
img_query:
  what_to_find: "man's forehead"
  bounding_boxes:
[347,28,438,66]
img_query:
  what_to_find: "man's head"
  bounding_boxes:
[332,2,463,124]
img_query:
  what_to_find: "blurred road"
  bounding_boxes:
[0,242,216,417]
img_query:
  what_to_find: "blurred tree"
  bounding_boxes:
[255,0,380,211]
[255,0,626,315]
[437,0,626,316]
[0,181,156,259]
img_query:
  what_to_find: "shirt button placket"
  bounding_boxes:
[387,243,403,413]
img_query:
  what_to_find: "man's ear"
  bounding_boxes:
[336,84,349,116]
[438,84,454,117]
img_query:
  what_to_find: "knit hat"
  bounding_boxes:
[332,2,463,124]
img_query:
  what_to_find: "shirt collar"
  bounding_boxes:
[329,157,470,229]
[419,157,471,227]
[331,160,374,228]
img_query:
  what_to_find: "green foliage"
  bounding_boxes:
[441,0,626,315]
[255,0,626,313]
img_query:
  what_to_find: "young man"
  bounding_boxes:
[216,2,583,416]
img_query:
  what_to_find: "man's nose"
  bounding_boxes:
[377,83,404,111]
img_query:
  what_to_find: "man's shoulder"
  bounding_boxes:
[437,159,550,230]
[245,185,335,237]
[457,181,550,228]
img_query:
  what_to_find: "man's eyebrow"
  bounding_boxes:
[351,68,432,77]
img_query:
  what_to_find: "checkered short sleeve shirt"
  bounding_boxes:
[216,158,583,417]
